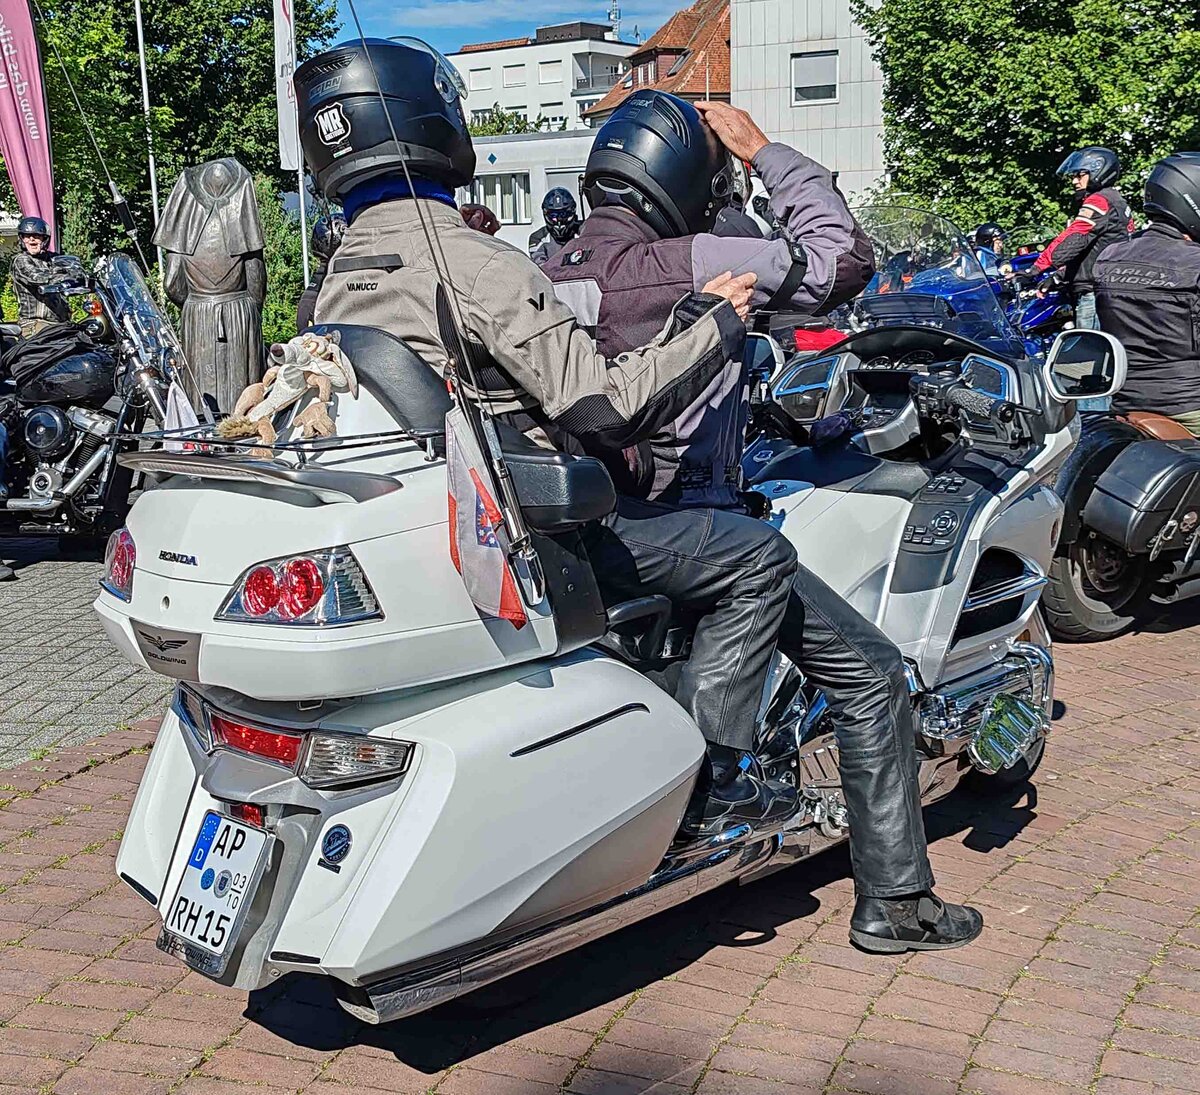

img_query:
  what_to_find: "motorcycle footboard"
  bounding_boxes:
[1083,438,1200,555]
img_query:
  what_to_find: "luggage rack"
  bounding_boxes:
[114,424,431,505]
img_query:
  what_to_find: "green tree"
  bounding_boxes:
[27,0,338,251]
[852,0,1200,228]
[468,104,545,137]
[253,174,304,345]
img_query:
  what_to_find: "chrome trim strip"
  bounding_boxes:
[117,452,401,504]
[510,703,650,758]
[962,563,1048,613]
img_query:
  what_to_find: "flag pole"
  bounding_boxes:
[132,0,163,277]
[289,5,310,285]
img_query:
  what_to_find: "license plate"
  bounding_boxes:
[161,812,267,968]
[132,623,200,680]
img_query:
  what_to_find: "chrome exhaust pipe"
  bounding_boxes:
[6,496,60,512]
[337,833,779,1024]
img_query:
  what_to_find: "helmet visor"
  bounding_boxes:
[388,36,468,103]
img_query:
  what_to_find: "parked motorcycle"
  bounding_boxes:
[0,253,177,538]
[1043,407,1200,640]
[96,207,1120,1022]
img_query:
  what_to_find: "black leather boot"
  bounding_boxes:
[849,891,983,953]
[682,744,799,837]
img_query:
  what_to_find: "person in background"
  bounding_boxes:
[529,188,581,265]
[1032,147,1134,329]
[973,223,1006,275]
[1095,153,1200,437]
[296,213,346,332]
[10,216,70,339]
[461,203,500,235]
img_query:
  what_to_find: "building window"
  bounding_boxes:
[538,60,562,84]
[539,103,566,128]
[464,173,532,225]
[470,108,493,125]
[791,50,838,104]
[503,64,526,87]
[468,68,492,92]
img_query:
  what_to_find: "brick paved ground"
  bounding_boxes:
[0,543,171,770]
[3,611,1200,1094]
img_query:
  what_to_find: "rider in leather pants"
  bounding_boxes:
[547,93,981,953]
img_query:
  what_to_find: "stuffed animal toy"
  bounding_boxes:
[217,331,358,456]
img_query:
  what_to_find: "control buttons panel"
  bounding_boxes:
[931,510,959,536]
[901,503,970,554]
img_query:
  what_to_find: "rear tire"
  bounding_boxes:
[1043,533,1149,642]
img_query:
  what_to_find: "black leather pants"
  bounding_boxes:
[583,496,935,899]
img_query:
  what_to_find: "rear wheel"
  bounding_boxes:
[1043,532,1149,642]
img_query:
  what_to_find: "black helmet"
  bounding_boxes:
[583,91,741,238]
[974,222,1005,249]
[1143,153,1200,239]
[1057,147,1120,190]
[311,213,347,260]
[295,37,475,202]
[542,187,579,243]
[17,216,49,239]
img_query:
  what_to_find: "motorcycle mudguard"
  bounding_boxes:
[1083,438,1200,555]
[1054,415,1141,545]
[115,650,704,992]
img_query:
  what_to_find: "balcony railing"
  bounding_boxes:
[574,73,620,92]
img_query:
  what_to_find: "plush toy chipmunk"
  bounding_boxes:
[217,331,358,456]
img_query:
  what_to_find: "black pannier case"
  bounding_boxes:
[1083,439,1200,554]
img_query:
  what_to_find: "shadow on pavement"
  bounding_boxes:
[0,535,103,575]
[247,773,1040,1073]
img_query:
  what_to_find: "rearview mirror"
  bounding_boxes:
[772,353,846,424]
[1043,329,1127,402]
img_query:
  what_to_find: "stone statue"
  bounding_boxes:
[152,158,266,413]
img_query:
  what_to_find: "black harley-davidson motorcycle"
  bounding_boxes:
[0,253,178,540]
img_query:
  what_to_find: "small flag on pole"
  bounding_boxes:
[273,0,300,171]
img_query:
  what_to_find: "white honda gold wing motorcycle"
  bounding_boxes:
[98,208,1122,1024]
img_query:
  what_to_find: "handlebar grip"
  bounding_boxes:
[946,384,1007,420]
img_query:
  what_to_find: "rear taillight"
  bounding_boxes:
[217,547,380,626]
[101,529,136,601]
[176,686,413,790]
[229,802,264,827]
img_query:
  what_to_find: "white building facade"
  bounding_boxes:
[449,23,636,133]
[456,130,597,250]
[730,0,885,198]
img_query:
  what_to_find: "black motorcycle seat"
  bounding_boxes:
[749,441,931,500]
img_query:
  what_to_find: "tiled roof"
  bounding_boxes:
[585,0,729,119]
[457,37,532,54]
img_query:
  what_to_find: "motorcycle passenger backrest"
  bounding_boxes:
[311,323,451,438]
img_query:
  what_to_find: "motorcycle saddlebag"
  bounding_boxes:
[1083,439,1200,554]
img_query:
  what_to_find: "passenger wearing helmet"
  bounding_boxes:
[1033,147,1134,328]
[296,213,346,332]
[545,92,873,508]
[1095,153,1200,436]
[529,188,581,265]
[10,216,70,338]
[542,93,980,954]
[973,223,1006,276]
[294,41,982,952]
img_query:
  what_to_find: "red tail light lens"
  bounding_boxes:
[242,566,280,616]
[210,713,304,768]
[217,547,380,627]
[278,558,324,619]
[229,802,264,827]
[101,529,136,601]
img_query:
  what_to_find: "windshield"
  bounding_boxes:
[94,253,187,383]
[851,205,1026,359]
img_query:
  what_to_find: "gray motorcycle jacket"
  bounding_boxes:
[544,143,873,506]
[313,197,745,452]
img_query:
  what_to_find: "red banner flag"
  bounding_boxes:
[0,1,54,245]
